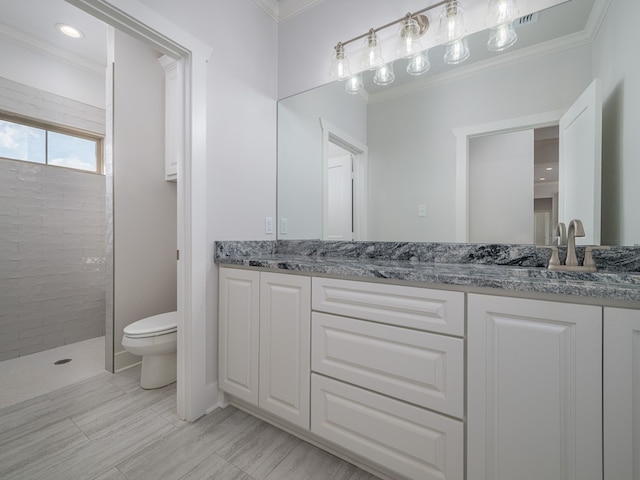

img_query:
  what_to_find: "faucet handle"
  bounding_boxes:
[537,245,561,269]
[556,222,567,245]
[583,245,611,270]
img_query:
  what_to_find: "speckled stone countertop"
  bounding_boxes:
[214,241,640,304]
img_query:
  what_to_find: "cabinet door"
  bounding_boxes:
[218,267,260,404]
[312,374,464,480]
[259,272,311,429]
[604,307,640,480]
[468,294,602,480]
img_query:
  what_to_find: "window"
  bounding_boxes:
[0,113,103,173]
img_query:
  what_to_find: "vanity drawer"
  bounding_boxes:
[312,312,464,417]
[311,374,464,480]
[312,277,464,336]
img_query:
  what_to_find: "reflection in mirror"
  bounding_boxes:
[278,0,640,246]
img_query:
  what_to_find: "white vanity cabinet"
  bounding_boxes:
[467,294,603,480]
[218,267,311,429]
[310,277,465,480]
[604,307,640,480]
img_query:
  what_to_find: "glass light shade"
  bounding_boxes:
[486,0,518,26]
[397,17,422,58]
[439,0,467,44]
[444,37,470,64]
[360,30,384,70]
[487,21,517,51]
[345,74,363,94]
[373,63,395,86]
[330,44,351,81]
[407,50,431,75]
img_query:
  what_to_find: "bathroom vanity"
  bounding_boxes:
[215,241,640,480]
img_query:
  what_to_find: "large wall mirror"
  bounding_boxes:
[277,0,638,247]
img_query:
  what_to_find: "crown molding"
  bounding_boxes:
[0,23,105,76]
[253,0,323,22]
[369,0,612,105]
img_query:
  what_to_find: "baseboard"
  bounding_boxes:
[114,349,141,373]
[205,381,222,414]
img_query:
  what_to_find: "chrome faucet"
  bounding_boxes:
[565,219,585,266]
[537,219,610,272]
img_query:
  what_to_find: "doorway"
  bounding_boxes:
[321,118,368,241]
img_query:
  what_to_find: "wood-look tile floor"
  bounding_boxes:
[0,366,381,480]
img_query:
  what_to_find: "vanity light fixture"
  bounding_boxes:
[56,23,85,39]
[332,0,519,94]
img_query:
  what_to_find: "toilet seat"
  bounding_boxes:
[124,311,177,339]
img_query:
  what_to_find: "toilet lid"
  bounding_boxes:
[124,311,177,338]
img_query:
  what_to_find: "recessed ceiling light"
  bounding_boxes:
[539,177,546,181]
[545,167,553,171]
[56,23,85,39]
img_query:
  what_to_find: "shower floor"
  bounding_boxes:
[0,336,106,409]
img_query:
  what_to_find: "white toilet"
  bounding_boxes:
[122,311,177,389]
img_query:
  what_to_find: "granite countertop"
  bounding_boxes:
[215,241,640,304]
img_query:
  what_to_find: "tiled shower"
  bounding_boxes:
[0,77,108,362]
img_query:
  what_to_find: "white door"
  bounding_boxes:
[326,152,353,240]
[218,268,260,405]
[559,79,602,244]
[259,272,311,429]
[467,294,602,480]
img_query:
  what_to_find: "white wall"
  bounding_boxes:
[0,38,105,108]
[135,0,278,398]
[594,0,640,246]
[112,29,177,371]
[469,130,534,243]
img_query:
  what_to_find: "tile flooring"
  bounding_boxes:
[0,365,381,480]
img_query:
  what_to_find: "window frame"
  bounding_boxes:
[0,110,104,174]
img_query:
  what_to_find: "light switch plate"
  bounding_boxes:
[418,205,427,217]
[265,217,273,234]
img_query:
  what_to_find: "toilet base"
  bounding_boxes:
[140,352,177,389]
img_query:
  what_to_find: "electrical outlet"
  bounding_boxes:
[418,205,427,217]
[280,218,288,234]
[265,217,273,235]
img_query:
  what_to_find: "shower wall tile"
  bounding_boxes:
[0,158,107,360]
[0,77,108,361]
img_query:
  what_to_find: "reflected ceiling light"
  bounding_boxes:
[407,50,431,75]
[345,74,363,94]
[546,167,553,171]
[486,0,518,51]
[56,23,84,39]
[374,62,395,86]
[330,0,519,93]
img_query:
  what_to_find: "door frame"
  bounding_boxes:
[320,118,368,241]
[453,110,564,242]
[65,0,212,422]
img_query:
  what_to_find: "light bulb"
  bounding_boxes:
[397,17,422,59]
[360,29,384,70]
[330,43,351,81]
